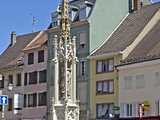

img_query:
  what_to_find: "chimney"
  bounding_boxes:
[134,0,143,10]
[129,0,143,12]
[10,31,16,46]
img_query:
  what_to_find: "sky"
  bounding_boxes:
[0,0,160,54]
[151,0,160,3]
[0,0,59,54]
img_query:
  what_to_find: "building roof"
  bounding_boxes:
[0,31,40,70]
[51,0,95,25]
[92,3,160,56]
[23,31,48,51]
[69,0,95,7]
[121,20,160,65]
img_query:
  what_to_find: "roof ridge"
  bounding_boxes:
[16,31,40,38]
[91,2,160,57]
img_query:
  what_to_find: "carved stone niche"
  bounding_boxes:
[55,105,65,120]
[67,106,79,120]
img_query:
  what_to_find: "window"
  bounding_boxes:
[97,61,102,73]
[28,53,34,65]
[80,61,85,76]
[0,76,4,89]
[79,32,87,48]
[0,105,2,112]
[96,103,114,119]
[39,70,47,83]
[97,81,103,93]
[29,71,37,85]
[8,98,13,111]
[96,80,114,94]
[109,81,114,93]
[53,21,58,27]
[23,94,27,108]
[38,92,47,106]
[155,72,160,86]
[28,93,37,107]
[16,73,21,86]
[24,73,28,86]
[155,100,160,116]
[135,74,145,89]
[108,59,114,71]
[96,59,114,73]
[124,104,133,117]
[38,50,44,63]
[79,8,86,20]
[124,76,133,89]
[8,75,13,85]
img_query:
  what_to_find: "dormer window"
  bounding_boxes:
[79,7,86,20]
[17,57,24,66]
[79,1,93,20]
[69,6,78,21]
[53,21,58,27]
[52,11,61,27]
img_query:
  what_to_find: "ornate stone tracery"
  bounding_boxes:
[50,0,79,119]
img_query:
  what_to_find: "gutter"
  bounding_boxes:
[116,57,160,70]
[88,51,122,59]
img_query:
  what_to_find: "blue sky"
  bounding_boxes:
[0,0,59,54]
[151,0,160,3]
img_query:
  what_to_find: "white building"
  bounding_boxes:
[118,58,160,118]
[117,20,160,118]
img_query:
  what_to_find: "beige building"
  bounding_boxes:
[0,31,48,120]
[117,19,160,118]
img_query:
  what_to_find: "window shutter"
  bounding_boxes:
[79,32,86,45]
[108,59,114,71]
[24,73,28,86]
[103,81,108,92]
[80,61,85,76]
[109,81,114,93]
[97,82,102,93]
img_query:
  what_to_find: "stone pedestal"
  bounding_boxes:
[53,103,79,120]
